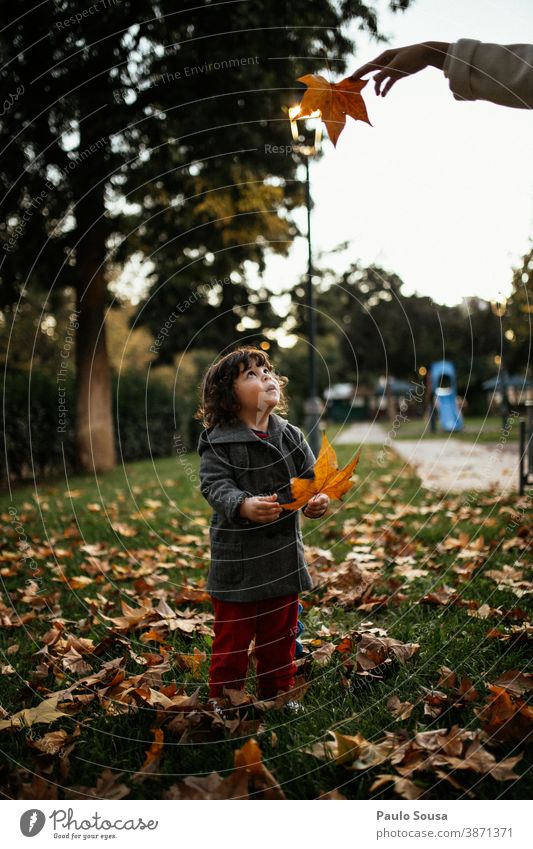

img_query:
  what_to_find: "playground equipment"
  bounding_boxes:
[429,360,464,433]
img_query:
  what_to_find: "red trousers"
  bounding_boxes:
[208,593,299,699]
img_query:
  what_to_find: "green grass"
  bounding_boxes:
[379,415,521,443]
[0,432,531,800]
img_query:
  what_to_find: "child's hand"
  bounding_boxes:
[302,493,330,518]
[239,493,283,523]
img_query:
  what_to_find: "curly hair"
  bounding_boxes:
[194,346,289,429]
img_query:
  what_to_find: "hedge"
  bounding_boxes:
[1,369,198,483]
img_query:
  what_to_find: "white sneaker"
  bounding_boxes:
[206,698,229,717]
[283,699,305,714]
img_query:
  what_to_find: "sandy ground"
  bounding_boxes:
[334,421,519,493]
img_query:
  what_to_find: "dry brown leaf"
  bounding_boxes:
[64,768,131,800]
[164,772,245,800]
[27,729,70,756]
[172,647,207,678]
[490,670,533,698]
[475,685,533,744]
[111,522,138,537]
[0,693,70,732]
[420,585,458,605]
[443,738,522,781]
[432,667,478,709]
[282,433,361,511]
[131,727,165,782]
[62,647,93,675]
[295,74,371,146]
[306,729,392,771]
[356,633,419,671]
[100,598,154,632]
[370,773,423,799]
[387,695,414,721]
[309,641,336,666]
[164,738,285,799]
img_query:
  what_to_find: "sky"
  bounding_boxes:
[116,0,533,328]
[256,0,533,314]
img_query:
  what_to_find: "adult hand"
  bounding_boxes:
[239,493,282,523]
[350,41,451,97]
[302,493,330,518]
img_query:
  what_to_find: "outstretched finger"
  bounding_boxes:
[350,49,392,80]
[381,76,398,97]
[350,60,383,80]
[373,70,390,96]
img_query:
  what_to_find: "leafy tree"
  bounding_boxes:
[0,1,412,471]
[507,244,533,374]
[288,261,504,393]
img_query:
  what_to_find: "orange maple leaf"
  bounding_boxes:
[295,74,371,146]
[281,432,361,511]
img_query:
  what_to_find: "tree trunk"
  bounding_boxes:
[74,190,116,473]
[75,272,116,472]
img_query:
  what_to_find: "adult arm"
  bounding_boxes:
[350,41,450,96]
[351,39,533,108]
[443,39,533,108]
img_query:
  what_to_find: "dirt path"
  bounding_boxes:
[334,422,519,493]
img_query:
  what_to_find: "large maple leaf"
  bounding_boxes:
[281,433,361,511]
[295,74,371,146]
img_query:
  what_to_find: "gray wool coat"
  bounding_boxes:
[197,412,317,602]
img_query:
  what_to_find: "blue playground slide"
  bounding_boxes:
[430,360,464,433]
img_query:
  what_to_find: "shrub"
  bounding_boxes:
[1,368,181,482]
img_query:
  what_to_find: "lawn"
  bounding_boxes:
[380,415,522,443]
[0,429,531,800]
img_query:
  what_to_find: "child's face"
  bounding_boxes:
[233,360,280,422]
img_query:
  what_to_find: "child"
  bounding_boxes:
[194,346,329,713]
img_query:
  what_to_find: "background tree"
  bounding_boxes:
[507,244,533,374]
[0,0,413,472]
[288,261,504,404]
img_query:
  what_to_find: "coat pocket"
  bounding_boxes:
[210,540,244,586]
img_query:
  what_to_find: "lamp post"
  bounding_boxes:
[289,105,322,458]
[491,293,511,431]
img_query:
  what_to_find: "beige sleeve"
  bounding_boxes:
[443,38,533,108]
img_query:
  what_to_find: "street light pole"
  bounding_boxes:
[491,294,511,431]
[304,154,321,457]
[289,106,322,458]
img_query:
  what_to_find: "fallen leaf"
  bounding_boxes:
[111,522,138,537]
[490,670,533,698]
[172,647,207,678]
[305,729,392,770]
[387,695,414,721]
[27,729,70,756]
[64,769,131,800]
[475,685,533,744]
[370,773,423,799]
[309,641,336,666]
[163,738,285,799]
[0,693,70,732]
[62,647,93,675]
[131,727,165,782]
